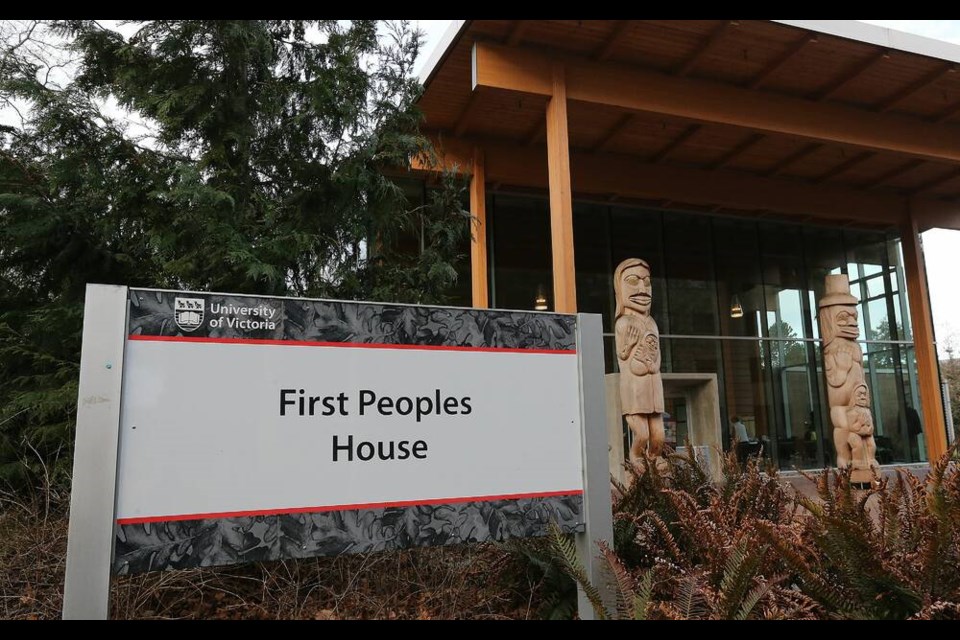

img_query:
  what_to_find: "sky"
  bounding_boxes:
[413,20,960,359]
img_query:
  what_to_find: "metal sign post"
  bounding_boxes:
[575,313,615,620]
[62,284,128,619]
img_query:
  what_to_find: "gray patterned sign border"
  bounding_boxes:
[127,288,577,351]
[114,495,584,574]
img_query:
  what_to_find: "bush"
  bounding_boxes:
[547,446,960,620]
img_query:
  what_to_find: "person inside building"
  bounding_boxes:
[730,415,751,465]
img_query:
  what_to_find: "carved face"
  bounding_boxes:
[620,264,652,315]
[854,384,870,408]
[835,306,860,340]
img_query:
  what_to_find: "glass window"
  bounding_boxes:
[485,192,927,472]
[761,222,812,337]
[603,335,616,374]
[721,337,776,465]
[891,240,913,340]
[846,229,886,280]
[574,203,613,329]
[770,344,822,470]
[892,296,904,341]
[490,194,553,312]
[663,338,722,375]
[610,207,667,332]
[861,342,915,464]
[714,217,763,339]
[866,274,887,299]
[901,346,925,462]
[845,231,889,329]
[811,345,834,467]
[663,396,689,450]
[867,297,894,341]
[663,212,717,336]
[804,226,845,286]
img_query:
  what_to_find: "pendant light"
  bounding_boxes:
[730,294,744,318]
[535,286,548,311]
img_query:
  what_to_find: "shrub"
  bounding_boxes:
[546,445,960,620]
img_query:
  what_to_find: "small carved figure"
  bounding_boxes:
[614,258,665,464]
[830,383,879,474]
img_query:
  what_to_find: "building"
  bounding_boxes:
[409,20,960,471]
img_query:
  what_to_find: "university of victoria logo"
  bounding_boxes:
[174,297,205,332]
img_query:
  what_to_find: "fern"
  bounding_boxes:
[735,576,782,621]
[673,574,707,620]
[632,569,655,620]
[599,540,635,619]
[529,441,960,620]
[754,520,857,617]
[548,524,609,619]
[638,510,683,564]
[715,540,766,619]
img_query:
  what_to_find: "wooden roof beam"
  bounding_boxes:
[650,124,702,163]
[909,166,960,196]
[417,134,960,231]
[812,49,888,102]
[420,135,901,225]
[911,196,960,231]
[860,158,924,189]
[812,151,876,184]
[453,92,481,137]
[505,21,530,46]
[763,143,823,178]
[706,132,766,170]
[590,112,633,153]
[472,41,960,164]
[747,32,817,90]
[594,20,635,62]
[675,20,739,77]
[876,63,956,113]
[932,99,960,124]
[522,120,545,146]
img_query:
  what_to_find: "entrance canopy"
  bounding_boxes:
[417,20,960,232]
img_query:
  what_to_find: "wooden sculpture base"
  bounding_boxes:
[850,467,878,487]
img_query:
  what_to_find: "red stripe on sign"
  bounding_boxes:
[127,333,577,355]
[116,490,584,525]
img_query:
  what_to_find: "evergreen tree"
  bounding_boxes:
[0,20,468,485]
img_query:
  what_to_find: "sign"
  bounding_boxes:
[62,285,612,618]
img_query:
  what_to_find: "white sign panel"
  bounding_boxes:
[116,338,583,521]
[110,289,587,573]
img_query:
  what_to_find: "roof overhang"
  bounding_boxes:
[415,20,960,232]
[774,20,960,65]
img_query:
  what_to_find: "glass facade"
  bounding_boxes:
[485,192,928,469]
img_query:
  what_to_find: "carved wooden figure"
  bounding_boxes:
[819,274,879,483]
[614,258,665,464]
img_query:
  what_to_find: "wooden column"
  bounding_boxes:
[470,147,489,308]
[901,206,948,461]
[545,63,577,313]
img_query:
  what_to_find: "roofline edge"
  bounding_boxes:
[418,19,471,88]
[775,20,960,65]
